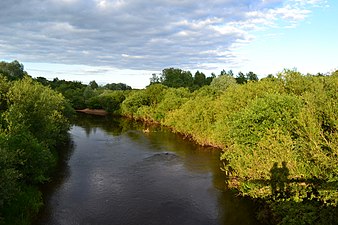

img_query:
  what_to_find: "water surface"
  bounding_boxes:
[35,114,259,225]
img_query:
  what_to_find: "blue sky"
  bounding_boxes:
[0,0,337,88]
[238,1,338,75]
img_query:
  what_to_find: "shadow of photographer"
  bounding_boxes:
[270,161,289,198]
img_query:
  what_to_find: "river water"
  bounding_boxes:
[35,114,260,225]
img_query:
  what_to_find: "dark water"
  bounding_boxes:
[35,114,260,225]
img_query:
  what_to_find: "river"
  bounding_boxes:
[34,114,260,225]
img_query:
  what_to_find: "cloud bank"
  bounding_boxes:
[0,0,326,71]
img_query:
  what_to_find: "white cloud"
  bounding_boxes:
[0,0,327,73]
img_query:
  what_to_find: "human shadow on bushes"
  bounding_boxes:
[245,162,338,225]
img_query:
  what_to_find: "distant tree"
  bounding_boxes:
[236,72,247,84]
[205,73,216,85]
[246,71,258,81]
[89,80,98,89]
[150,73,160,84]
[193,71,206,88]
[0,60,28,80]
[104,83,132,91]
[210,74,236,91]
[161,68,194,88]
[220,69,234,77]
[35,77,50,86]
[220,69,227,76]
[228,70,234,77]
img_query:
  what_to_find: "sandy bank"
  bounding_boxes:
[76,108,109,116]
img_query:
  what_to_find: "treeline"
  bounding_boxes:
[0,61,72,224]
[35,77,132,110]
[150,67,258,90]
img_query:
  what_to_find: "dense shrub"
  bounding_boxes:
[114,70,338,224]
[0,76,71,224]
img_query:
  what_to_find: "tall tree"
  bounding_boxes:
[161,68,193,88]
[193,71,206,88]
[89,80,98,89]
[236,72,247,84]
[246,71,258,81]
[0,60,28,80]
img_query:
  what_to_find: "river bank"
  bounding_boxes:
[76,108,109,116]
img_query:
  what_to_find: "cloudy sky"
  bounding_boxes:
[0,0,337,88]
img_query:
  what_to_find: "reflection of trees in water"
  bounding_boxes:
[35,133,75,224]
[72,113,143,137]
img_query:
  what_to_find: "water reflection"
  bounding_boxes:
[35,114,261,225]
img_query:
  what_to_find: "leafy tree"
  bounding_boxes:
[104,82,132,91]
[0,75,10,112]
[89,80,98,89]
[149,73,160,84]
[193,71,206,88]
[0,71,71,224]
[210,74,236,92]
[99,91,126,113]
[5,77,70,147]
[220,69,234,77]
[160,68,194,88]
[205,73,216,85]
[49,79,87,109]
[35,76,50,86]
[0,60,28,81]
[121,90,150,117]
[246,71,258,81]
[236,72,247,84]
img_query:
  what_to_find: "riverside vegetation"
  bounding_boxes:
[1,61,338,224]
[0,61,72,225]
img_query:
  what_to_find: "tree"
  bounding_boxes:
[193,71,206,88]
[104,83,132,91]
[149,73,160,84]
[35,77,50,86]
[0,60,28,81]
[89,80,98,89]
[205,73,216,85]
[210,74,236,92]
[5,77,70,147]
[246,71,258,81]
[160,68,193,88]
[236,72,247,84]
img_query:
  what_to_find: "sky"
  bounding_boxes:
[0,0,337,88]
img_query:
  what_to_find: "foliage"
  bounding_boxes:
[210,74,236,92]
[87,90,126,113]
[161,68,194,88]
[114,70,338,224]
[0,70,71,224]
[0,61,28,81]
[121,90,150,117]
[150,68,215,90]
[104,82,132,91]
[5,77,70,146]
